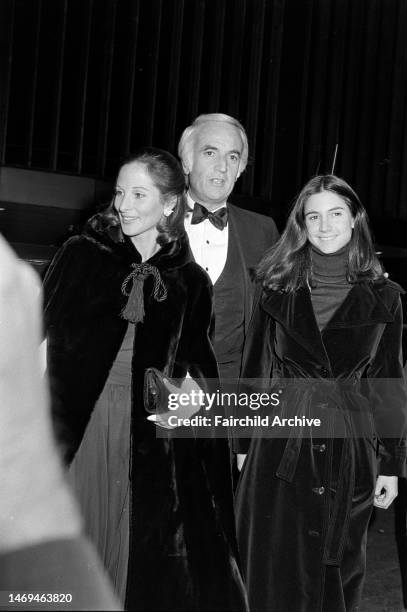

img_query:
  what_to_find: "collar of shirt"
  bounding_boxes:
[185,193,227,221]
[184,193,229,284]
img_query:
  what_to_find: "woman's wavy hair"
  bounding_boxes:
[95,147,187,246]
[257,174,384,292]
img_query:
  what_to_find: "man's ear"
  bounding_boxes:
[236,165,245,181]
[181,150,193,175]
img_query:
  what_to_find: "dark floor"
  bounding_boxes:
[361,506,406,612]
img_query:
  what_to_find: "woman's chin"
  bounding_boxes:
[312,238,349,254]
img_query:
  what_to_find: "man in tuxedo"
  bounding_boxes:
[178,113,279,381]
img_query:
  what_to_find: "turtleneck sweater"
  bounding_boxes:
[310,244,352,331]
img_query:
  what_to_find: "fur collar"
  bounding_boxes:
[82,213,193,271]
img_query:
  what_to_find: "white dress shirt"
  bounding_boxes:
[184,193,229,284]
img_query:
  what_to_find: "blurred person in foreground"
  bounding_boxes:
[234,175,407,612]
[0,233,119,610]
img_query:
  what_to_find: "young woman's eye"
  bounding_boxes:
[114,189,123,198]
[204,150,215,157]
[133,192,145,199]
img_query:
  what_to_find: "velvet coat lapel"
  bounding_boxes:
[43,218,248,612]
[261,283,396,372]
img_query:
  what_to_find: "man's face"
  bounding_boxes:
[186,122,244,209]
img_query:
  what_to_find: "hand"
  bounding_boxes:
[0,235,81,552]
[147,375,204,429]
[237,454,247,471]
[374,475,398,509]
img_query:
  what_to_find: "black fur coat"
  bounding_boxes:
[43,218,247,611]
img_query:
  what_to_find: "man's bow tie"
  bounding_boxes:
[190,202,228,230]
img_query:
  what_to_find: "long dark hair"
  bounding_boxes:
[257,174,384,292]
[94,147,187,246]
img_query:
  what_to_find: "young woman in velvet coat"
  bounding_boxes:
[43,148,247,611]
[234,175,407,612]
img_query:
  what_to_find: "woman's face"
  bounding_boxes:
[304,190,354,254]
[114,161,172,243]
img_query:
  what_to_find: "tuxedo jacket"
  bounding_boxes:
[222,202,279,336]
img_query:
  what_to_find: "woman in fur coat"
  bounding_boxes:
[43,148,247,612]
[235,175,407,612]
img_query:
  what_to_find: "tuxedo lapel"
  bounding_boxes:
[184,237,196,265]
[227,204,255,267]
[227,206,252,335]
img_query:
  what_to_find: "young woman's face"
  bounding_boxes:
[114,162,171,243]
[304,190,354,254]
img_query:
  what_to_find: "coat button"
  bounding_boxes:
[312,486,325,495]
[308,530,320,537]
[320,368,329,378]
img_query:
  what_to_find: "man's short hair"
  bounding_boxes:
[178,113,249,174]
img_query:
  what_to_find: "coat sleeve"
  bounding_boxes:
[365,294,407,477]
[43,238,97,464]
[233,285,275,453]
[43,237,88,325]
[241,285,275,379]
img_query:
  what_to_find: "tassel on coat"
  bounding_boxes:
[120,263,167,324]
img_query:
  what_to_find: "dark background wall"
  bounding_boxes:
[1,0,407,232]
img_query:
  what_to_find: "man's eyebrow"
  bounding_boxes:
[200,144,241,156]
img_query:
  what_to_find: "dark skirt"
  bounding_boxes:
[69,326,134,605]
